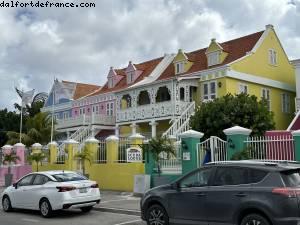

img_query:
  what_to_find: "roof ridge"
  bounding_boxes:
[187,30,264,55]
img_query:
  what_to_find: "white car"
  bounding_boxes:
[1,171,101,217]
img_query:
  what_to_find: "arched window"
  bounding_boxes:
[121,94,132,109]
[156,86,171,103]
[137,90,150,106]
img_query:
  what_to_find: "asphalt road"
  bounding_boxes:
[0,208,146,225]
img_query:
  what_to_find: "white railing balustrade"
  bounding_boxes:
[56,114,115,129]
[117,138,131,163]
[95,140,107,164]
[244,135,295,161]
[159,141,182,174]
[162,101,195,139]
[116,101,190,123]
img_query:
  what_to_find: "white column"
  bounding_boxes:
[149,120,158,138]
[130,123,137,135]
[91,125,95,137]
[293,60,300,111]
[67,130,70,139]
[115,124,120,137]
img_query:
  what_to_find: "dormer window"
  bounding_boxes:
[108,77,113,88]
[207,51,220,66]
[175,62,184,74]
[127,72,134,84]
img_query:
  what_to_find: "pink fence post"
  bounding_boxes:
[14,143,26,165]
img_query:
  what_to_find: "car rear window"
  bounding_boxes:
[281,170,300,187]
[52,173,87,182]
[249,169,268,183]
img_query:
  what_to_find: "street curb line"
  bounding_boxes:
[93,207,141,216]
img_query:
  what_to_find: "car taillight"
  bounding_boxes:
[56,186,76,192]
[272,188,300,198]
[91,183,99,188]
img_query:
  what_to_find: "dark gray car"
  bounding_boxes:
[141,161,300,225]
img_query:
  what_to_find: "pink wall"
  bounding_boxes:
[0,165,32,186]
[71,101,116,118]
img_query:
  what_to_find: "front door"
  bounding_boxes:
[168,167,214,225]
[11,174,35,208]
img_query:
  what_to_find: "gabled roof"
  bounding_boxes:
[89,57,163,96]
[158,31,264,80]
[61,80,101,100]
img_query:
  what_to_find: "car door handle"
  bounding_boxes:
[235,193,247,197]
[195,193,206,197]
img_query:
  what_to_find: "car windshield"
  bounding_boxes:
[52,173,87,182]
[281,169,300,187]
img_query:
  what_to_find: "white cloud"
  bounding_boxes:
[0,0,299,110]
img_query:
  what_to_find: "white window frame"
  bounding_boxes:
[261,88,271,111]
[63,112,69,119]
[79,108,83,115]
[202,81,217,101]
[281,93,291,113]
[268,49,277,65]
[106,103,110,116]
[238,83,248,94]
[110,102,114,116]
[207,51,220,66]
[54,114,59,120]
[127,72,134,84]
[175,61,185,74]
[108,77,113,88]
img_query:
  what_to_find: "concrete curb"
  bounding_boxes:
[93,207,141,216]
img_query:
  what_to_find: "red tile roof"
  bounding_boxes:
[89,57,163,95]
[62,80,101,100]
[158,31,264,80]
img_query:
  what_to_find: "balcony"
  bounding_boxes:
[56,114,115,130]
[116,101,190,123]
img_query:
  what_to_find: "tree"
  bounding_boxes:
[141,136,176,175]
[0,109,20,146]
[27,152,47,172]
[74,146,93,176]
[190,93,275,139]
[7,112,53,146]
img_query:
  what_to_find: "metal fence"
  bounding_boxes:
[244,135,295,161]
[117,138,131,163]
[197,136,227,166]
[95,140,107,164]
[159,141,182,174]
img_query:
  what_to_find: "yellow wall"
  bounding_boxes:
[230,29,295,85]
[88,163,145,192]
[206,41,228,64]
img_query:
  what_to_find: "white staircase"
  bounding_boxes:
[58,125,93,154]
[162,101,195,139]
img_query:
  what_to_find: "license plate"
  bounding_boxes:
[79,188,87,193]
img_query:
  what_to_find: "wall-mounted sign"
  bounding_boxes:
[126,147,143,162]
[183,152,190,161]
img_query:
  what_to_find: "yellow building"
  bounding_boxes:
[115,24,295,138]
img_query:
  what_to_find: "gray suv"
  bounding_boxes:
[141,161,300,225]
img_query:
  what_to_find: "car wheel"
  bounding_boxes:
[2,196,12,212]
[39,199,53,218]
[241,213,270,225]
[146,204,169,225]
[80,206,93,213]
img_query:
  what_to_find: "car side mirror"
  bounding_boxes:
[12,183,17,189]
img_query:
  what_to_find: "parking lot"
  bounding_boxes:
[0,189,147,225]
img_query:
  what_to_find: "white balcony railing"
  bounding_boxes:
[116,101,190,123]
[56,114,115,130]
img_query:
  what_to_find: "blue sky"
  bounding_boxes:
[0,0,299,110]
